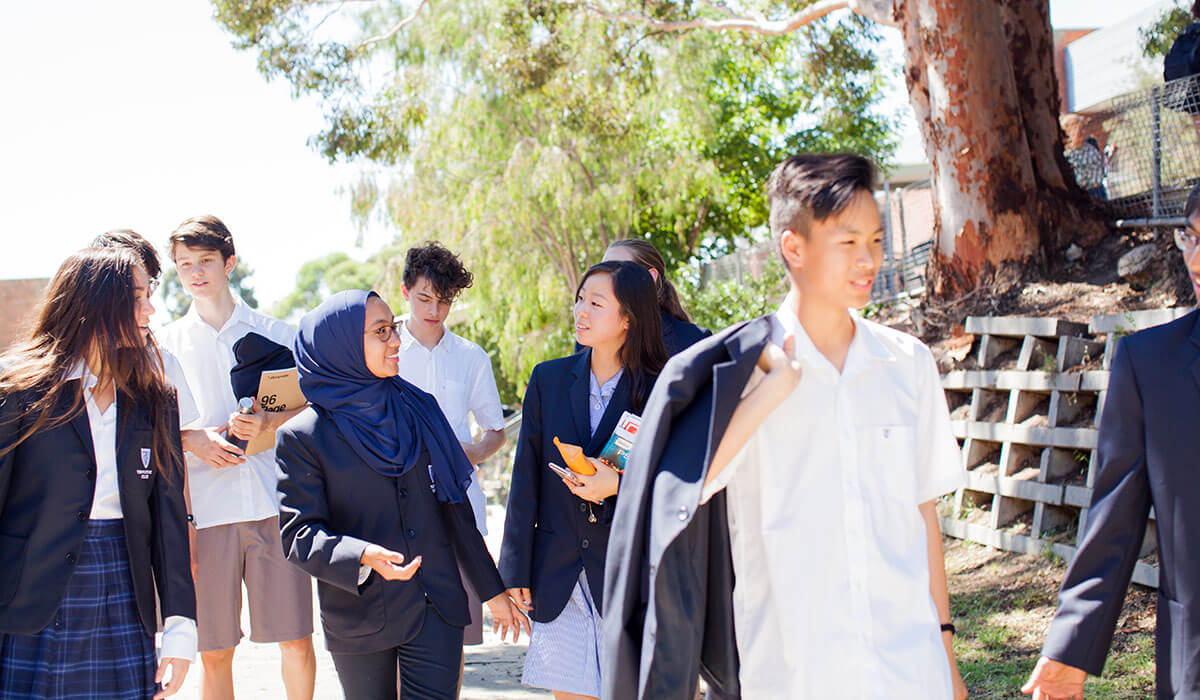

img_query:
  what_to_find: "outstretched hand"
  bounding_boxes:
[1021,656,1086,699]
[486,591,532,643]
[360,544,422,581]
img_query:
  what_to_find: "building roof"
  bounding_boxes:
[0,278,49,352]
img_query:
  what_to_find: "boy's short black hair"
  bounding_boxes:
[766,153,877,239]
[402,242,474,301]
[168,215,236,262]
[91,229,161,280]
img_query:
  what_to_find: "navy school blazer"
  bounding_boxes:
[1042,309,1200,698]
[0,382,195,637]
[603,316,773,700]
[498,349,635,623]
[275,405,506,654]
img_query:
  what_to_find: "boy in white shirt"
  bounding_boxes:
[158,216,316,700]
[603,154,967,700]
[394,242,506,648]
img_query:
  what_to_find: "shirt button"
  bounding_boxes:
[677,506,689,521]
[407,528,416,538]
[581,539,590,549]
[65,552,76,564]
[76,511,87,521]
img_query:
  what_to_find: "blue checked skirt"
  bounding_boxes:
[521,570,604,697]
[0,519,157,700]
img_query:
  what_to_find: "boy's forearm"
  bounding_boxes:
[466,429,505,465]
[920,500,952,624]
[704,371,793,487]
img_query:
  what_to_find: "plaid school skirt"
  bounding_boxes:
[0,519,157,700]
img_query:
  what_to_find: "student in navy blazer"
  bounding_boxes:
[0,248,195,699]
[500,261,667,699]
[1025,189,1200,699]
[275,290,527,700]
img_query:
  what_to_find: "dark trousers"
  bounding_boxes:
[330,605,464,700]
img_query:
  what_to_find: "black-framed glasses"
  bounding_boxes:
[366,321,401,343]
[1175,227,1200,252]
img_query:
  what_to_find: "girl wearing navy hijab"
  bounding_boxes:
[275,290,528,700]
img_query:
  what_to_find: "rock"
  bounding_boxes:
[1117,244,1159,286]
[1066,243,1083,262]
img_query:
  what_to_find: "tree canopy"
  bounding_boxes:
[214,0,896,399]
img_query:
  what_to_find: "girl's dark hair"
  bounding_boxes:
[1193,0,1200,21]
[91,229,161,280]
[1187,180,1200,222]
[607,239,691,323]
[575,261,668,412]
[0,248,180,475]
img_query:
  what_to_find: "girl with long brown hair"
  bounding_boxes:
[601,239,711,356]
[0,247,196,699]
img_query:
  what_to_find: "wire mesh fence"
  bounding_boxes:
[699,184,935,304]
[1091,73,1200,222]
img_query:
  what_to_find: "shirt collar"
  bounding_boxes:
[63,361,98,392]
[772,305,895,378]
[590,367,623,400]
[183,295,253,334]
[399,320,454,353]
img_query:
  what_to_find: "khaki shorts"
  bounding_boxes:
[458,561,483,646]
[195,516,313,652]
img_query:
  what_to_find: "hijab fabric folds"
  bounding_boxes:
[293,290,473,503]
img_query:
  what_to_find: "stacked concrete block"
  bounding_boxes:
[937,309,1194,589]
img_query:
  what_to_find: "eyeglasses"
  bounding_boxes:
[1175,227,1200,252]
[366,321,401,343]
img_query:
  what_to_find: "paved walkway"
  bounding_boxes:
[174,506,549,699]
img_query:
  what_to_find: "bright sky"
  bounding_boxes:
[0,0,1174,312]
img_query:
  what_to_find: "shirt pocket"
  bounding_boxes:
[858,425,919,507]
[439,379,468,425]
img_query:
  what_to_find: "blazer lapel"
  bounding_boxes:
[1189,313,1200,395]
[585,371,632,455]
[64,381,97,467]
[568,350,593,447]
[703,316,773,471]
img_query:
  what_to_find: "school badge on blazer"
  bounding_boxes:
[137,448,153,479]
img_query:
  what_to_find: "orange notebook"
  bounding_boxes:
[552,436,597,476]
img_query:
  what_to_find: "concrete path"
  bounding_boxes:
[173,506,549,699]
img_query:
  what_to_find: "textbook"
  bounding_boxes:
[245,368,306,456]
[597,411,640,474]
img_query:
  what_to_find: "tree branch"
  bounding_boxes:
[581,0,896,34]
[357,0,429,50]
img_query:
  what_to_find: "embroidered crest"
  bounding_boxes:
[138,448,153,479]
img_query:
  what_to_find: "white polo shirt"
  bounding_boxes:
[395,321,505,534]
[702,307,964,699]
[159,298,295,530]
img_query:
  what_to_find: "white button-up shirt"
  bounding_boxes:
[65,364,197,662]
[702,307,964,699]
[395,321,506,534]
[159,298,295,530]
[158,345,200,429]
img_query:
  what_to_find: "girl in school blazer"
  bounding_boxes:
[499,260,668,699]
[0,248,195,700]
[274,290,528,700]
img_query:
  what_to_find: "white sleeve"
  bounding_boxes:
[913,345,965,503]
[467,349,506,433]
[159,616,197,661]
[160,349,201,429]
